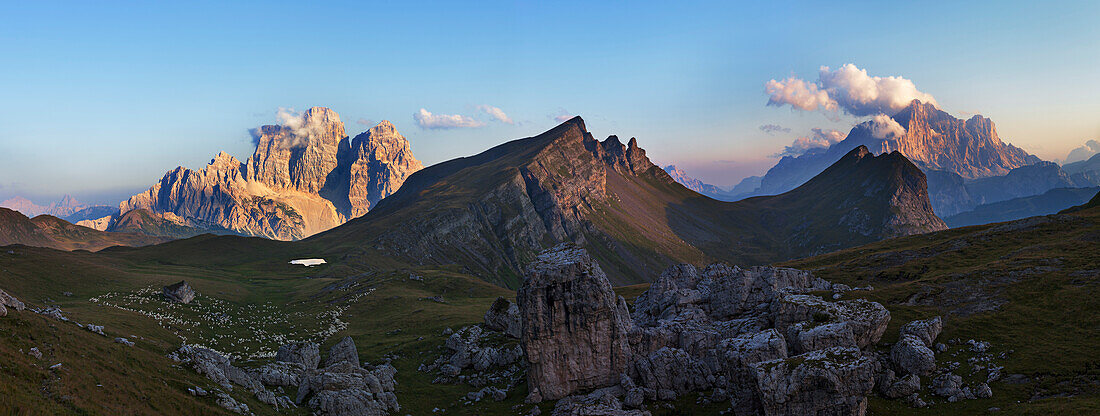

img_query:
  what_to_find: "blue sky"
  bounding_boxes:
[1,0,1098,204]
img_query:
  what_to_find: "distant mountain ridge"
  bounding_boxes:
[311,117,945,287]
[120,107,423,240]
[749,100,1040,207]
[0,195,109,219]
[0,207,167,251]
[944,186,1100,228]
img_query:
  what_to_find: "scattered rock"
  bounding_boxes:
[163,281,196,304]
[86,324,106,336]
[483,297,522,338]
[115,337,135,347]
[550,386,651,416]
[213,390,251,414]
[188,386,208,396]
[420,295,445,303]
[0,288,25,317]
[169,345,293,410]
[899,316,943,348]
[297,338,400,416]
[28,347,42,359]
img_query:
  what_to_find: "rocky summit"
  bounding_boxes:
[120,107,422,240]
[313,117,946,287]
[751,100,1040,202]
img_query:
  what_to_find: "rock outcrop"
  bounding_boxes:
[163,281,196,304]
[121,107,422,240]
[483,297,522,338]
[0,288,25,317]
[518,244,634,402]
[517,246,893,415]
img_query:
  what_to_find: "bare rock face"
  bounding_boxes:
[163,281,196,304]
[890,317,943,376]
[324,336,359,368]
[169,345,294,410]
[276,341,321,369]
[121,108,422,240]
[483,296,522,338]
[514,248,895,415]
[518,244,634,402]
[753,347,875,416]
[347,121,424,217]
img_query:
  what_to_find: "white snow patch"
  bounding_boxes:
[290,258,326,267]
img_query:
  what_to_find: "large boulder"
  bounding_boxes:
[163,281,196,304]
[891,335,936,376]
[518,244,634,402]
[753,347,875,416]
[169,345,293,409]
[276,341,321,369]
[899,316,943,348]
[484,296,522,338]
[719,329,789,416]
[771,294,890,349]
[325,336,359,367]
[297,361,400,415]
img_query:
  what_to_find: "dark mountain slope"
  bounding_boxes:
[106,209,239,239]
[946,187,1100,227]
[309,118,945,287]
[0,208,168,251]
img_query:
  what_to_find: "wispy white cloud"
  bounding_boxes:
[868,114,906,139]
[251,107,333,149]
[477,105,513,124]
[759,124,791,134]
[551,108,574,122]
[765,64,937,116]
[413,108,485,130]
[772,128,846,158]
[356,118,376,126]
[1064,139,1100,164]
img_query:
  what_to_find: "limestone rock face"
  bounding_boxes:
[296,336,401,416]
[347,120,424,217]
[276,341,321,369]
[483,297,522,338]
[163,281,196,304]
[753,347,875,416]
[514,247,896,415]
[324,336,359,368]
[121,108,422,240]
[518,244,634,402]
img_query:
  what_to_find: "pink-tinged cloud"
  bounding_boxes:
[772,128,846,158]
[766,64,938,116]
[413,108,485,129]
[477,105,513,124]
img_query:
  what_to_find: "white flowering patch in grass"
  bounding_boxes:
[90,286,353,360]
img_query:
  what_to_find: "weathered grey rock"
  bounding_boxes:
[115,337,135,347]
[518,244,634,402]
[28,347,42,359]
[878,371,921,399]
[484,297,522,338]
[899,316,943,348]
[0,288,25,316]
[975,382,993,398]
[632,264,831,327]
[253,361,306,387]
[169,345,292,410]
[214,390,251,414]
[467,386,507,402]
[550,386,652,416]
[40,306,65,321]
[771,294,890,348]
[163,281,196,304]
[86,324,105,336]
[633,346,710,400]
[786,321,857,355]
[297,360,400,416]
[931,373,964,398]
[325,336,359,367]
[891,334,936,376]
[276,341,321,369]
[753,347,875,416]
[719,329,789,416]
